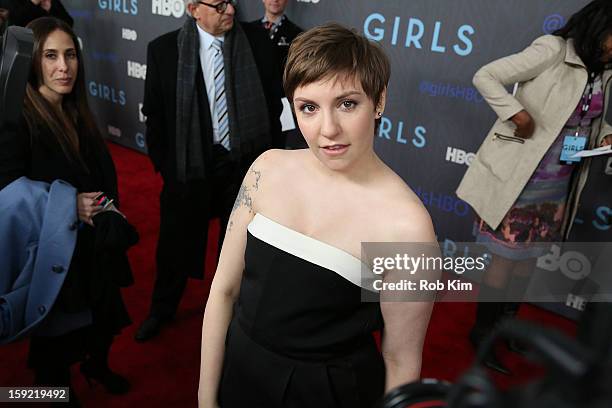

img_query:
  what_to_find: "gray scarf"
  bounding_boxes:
[176,18,271,182]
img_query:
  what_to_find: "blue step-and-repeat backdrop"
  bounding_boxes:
[63,0,610,318]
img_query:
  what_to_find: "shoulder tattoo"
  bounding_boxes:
[252,169,261,190]
[228,168,262,231]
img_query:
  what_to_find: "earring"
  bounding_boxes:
[377,112,382,117]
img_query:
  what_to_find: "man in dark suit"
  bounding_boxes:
[250,0,302,67]
[135,0,282,342]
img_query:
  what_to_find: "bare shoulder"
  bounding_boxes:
[377,172,436,243]
[235,149,309,214]
[243,148,295,186]
[249,148,284,170]
[231,150,281,215]
[227,150,283,230]
[249,148,307,175]
[395,199,436,243]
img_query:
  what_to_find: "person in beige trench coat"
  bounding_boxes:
[456,0,612,375]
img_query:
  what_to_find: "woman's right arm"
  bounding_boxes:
[198,154,269,408]
[473,35,565,124]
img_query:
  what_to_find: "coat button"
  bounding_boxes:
[38,305,46,315]
[69,221,79,231]
[52,265,64,273]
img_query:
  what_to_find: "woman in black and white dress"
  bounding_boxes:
[198,23,436,408]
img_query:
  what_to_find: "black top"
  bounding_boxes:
[0,117,117,199]
[220,213,385,408]
[1,0,73,27]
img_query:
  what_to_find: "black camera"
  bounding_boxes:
[380,303,612,408]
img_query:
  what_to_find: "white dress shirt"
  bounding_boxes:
[196,24,225,145]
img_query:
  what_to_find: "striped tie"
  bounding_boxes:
[212,39,230,150]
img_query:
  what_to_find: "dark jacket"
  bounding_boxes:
[249,15,303,67]
[0,0,73,27]
[0,118,118,200]
[142,21,283,185]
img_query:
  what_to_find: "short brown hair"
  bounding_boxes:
[284,22,390,109]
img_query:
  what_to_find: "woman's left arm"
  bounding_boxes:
[380,204,437,392]
[381,295,433,391]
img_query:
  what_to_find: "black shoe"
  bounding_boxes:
[80,360,130,395]
[134,316,165,342]
[501,303,528,355]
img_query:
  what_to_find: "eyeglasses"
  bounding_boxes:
[197,0,237,14]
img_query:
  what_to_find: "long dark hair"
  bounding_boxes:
[23,17,103,162]
[553,0,612,73]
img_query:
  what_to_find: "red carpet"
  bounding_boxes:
[0,143,576,407]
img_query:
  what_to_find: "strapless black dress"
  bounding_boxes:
[219,214,384,408]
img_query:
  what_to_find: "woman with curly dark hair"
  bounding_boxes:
[458,0,612,374]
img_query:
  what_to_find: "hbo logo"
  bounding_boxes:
[127,61,147,80]
[152,0,185,18]
[445,147,475,166]
[122,28,137,41]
